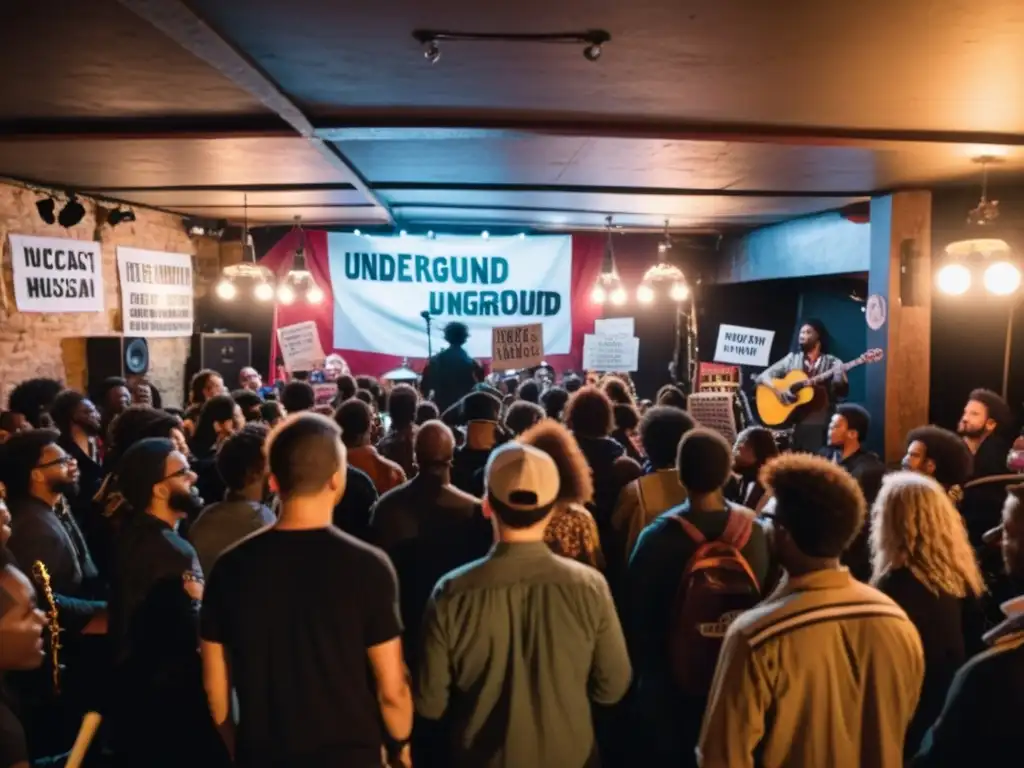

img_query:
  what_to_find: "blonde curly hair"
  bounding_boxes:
[870,471,984,598]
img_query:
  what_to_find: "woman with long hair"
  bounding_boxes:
[869,471,986,757]
[518,419,604,569]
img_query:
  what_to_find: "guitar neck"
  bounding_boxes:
[805,357,864,387]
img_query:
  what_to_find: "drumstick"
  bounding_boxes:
[65,711,102,768]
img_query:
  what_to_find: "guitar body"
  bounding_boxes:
[755,371,816,426]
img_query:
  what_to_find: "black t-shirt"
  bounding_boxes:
[0,697,26,768]
[200,526,402,768]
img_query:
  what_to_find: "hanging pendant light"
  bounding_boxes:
[278,216,326,304]
[591,216,625,304]
[215,194,277,301]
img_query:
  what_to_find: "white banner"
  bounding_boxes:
[116,247,194,338]
[492,323,544,370]
[328,233,572,358]
[583,334,640,372]
[9,234,104,313]
[277,320,326,372]
[713,324,776,367]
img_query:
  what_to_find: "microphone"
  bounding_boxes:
[419,310,431,321]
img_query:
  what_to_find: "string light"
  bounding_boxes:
[254,282,274,301]
[481,230,490,239]
[277,284,296,304]
[306,284,325,304]
[215,280,236,300]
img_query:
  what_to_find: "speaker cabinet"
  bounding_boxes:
[187,333,252,393]
[74,336,150,400]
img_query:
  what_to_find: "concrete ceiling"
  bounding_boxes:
[2,0,1023,232]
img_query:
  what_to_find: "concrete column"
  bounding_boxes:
[865,191,932,463]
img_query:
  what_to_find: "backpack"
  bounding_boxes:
[668,508,761,695]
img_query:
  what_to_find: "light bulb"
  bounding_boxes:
[591,285,607,304]
[610,286,627,306]
[637,284,655,304]
[481,230,490,239]
[427,230,435,239]
[306,284,325,304]
[254,282,274,301]
[984,261,1021,295]
[215,280,236,300]
[277,284,296,304]
[399,229,407,237]
[670,282,689,301]
[936,263,971,295]
[353,229,361,236]
[518,232,526,239]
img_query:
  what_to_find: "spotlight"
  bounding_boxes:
[518,232,526,239]
[306,284,325,304]
[427,230,436,240]
[610,286,627,306]
[107,208,136,227]
[670,282,689,301]
[424,40,441,63]
[637,284,655,304]
[591,285,607,304]
[58,195,86,228]
[984,261,1022,295]
[254,282,274,301]
[215,280,237,300]
[36,198,56,225]
[583,43,602,61]
[399,229,407,237]
[353,229,361,236]
[481,230,490,239]
[277,284,296,304]
[937,263,972,295]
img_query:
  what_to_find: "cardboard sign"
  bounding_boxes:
[713,324,775,367]
[116,247,194,337]
[277,321,326,372]
[312,383,337,406]
[9,234,104,313]
[583,334,640,372]
[594,317,635,338]
[491,323,544,370]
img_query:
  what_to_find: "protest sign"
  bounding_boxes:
[116,247,193,337]
[491,323,544,370]
[594,317,634,337]
[277,321,326,372]
[583,334,640,372]
[9,234,104,313]
[713,324,775,367]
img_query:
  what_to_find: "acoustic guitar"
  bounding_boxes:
[755,349,884,426]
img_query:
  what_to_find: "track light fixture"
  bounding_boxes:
[36,197,56,225]
[107,208,136,227]
[57,195,86,228]
[412,28,610,63]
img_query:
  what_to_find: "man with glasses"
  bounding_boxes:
[107,437,225,767]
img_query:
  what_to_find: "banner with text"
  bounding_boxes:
[277,320,326,372]
[116,247,194,338]
[583,333,640,372]
[491,323,544,370]
[327,233,572,358]
[713,323,775,367]
[9,234,104,313]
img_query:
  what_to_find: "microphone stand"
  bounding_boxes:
[421,312,433,358]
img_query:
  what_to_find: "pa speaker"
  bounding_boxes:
[83,336,149,399]
[187,333,252,393]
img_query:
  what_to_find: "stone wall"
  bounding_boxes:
[0,182,199,408]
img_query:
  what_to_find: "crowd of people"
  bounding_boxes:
[0,322,1020,767]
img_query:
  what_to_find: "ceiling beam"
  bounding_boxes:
[377,182,873,198]
[0,116,293,141]
[316,118,1024,149]
[116,0,395,225]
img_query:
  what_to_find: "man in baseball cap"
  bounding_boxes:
[416,442,631,766]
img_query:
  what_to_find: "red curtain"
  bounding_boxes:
[264,231,604,380]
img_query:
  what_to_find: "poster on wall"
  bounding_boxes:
[327,233,572,359]
[8,234,105,313]
[116,247,194,338]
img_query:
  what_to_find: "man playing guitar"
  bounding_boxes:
[756,320,848,453]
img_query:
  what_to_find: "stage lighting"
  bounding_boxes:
[306,284,325,304]
[215,280,237,300]
[590,285,607,304]
[399,229,407,237]
[58,195,86,228]
[107,208,136,227]
[670,282,689,301]
[610,286,627,306]
[583,43,602,61]
[277,284,296,304]
[254,282,274,301]
[481,230,490,239]
[424,40,441,63]
[984,261,1022,295]
[353,229,361,236]
[427,230,436,239]
[937,263,972,295]
[518,232,526,239]
[637,284,654,304]
[36,198,56,225]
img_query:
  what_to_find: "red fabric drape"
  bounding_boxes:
[264,232,604,381]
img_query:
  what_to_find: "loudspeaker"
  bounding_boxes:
[187,333,252,393]
[83,336,150,399]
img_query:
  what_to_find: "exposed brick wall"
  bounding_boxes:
[0,182,201,408]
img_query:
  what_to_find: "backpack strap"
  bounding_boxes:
[721,506,755,550]
[672,514,706,545]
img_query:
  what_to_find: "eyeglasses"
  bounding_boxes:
[36,455,74,470]
[161,466,192,481]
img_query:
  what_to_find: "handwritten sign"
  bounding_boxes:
[491,323,544,370]
[277,320,326,372]
[116,247,194,337]
[713,324,775,367]
[583,334,640,372]
[9,234,104,313]
[594,317,634,338]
